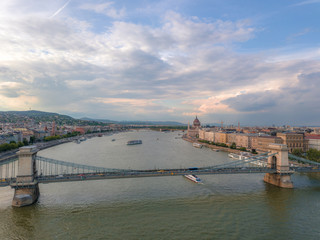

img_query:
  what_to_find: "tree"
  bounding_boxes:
[23,138,29,146]
[292,149,303,157]
[239,147,247,151]
[230,142,236,149]
[307,148,320,162]
[30,136,35,144]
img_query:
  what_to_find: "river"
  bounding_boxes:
[0,130,320,239]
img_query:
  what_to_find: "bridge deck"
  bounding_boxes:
[0,167,276,186]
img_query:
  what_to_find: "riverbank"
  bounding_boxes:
[182,135,248,154]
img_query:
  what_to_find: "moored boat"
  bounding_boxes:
[183,174,202,183]
[193,142,203,148]
[228,152,250,160]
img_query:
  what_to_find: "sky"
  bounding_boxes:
[0,0,319,126]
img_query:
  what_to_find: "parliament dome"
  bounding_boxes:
[193,116,201,127]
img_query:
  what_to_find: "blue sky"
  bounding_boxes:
[0,0,319,125]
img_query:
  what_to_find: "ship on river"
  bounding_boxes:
[127,140,142,145]
[193,142,203,148]
[183,174,202,183]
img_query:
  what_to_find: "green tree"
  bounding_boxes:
[307,148,320,162]
[239,147,247,151]
[292,148,303,157]
[23,138,29,146]
[251,149,257,154]
[30,136,35,144]
[230,142,236,149]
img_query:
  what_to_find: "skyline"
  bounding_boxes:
[0,0,319,125]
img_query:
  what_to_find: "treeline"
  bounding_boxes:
[0,140,28,152]
[43,131,80,142]
[292,148,320,163]
[150,126,187,131]
[198,139,256,153]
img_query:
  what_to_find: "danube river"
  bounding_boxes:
[0,130,320,239]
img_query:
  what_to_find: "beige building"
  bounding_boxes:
[226,133,237,146]
[199,129,215,142]
[276,132,307,152]
[236,134,251,149]
[251,136,283,152]
[214,132,227,144]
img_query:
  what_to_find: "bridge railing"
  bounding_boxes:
[0,156,18,182]
[204,152,273,170]
[288,154,320,166]
[36,156,130,177]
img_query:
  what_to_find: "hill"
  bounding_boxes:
[0,110,97,125]
[80,117,185,126]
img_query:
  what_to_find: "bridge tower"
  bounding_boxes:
[11,146,39,207]
[264,143,293,188]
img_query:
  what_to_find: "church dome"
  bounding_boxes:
[193,116,201,127]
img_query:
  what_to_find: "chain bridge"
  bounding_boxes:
[1,144,320,207]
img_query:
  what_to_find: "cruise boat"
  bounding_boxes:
[193,142,203,148]
[183,174,202,183]
[228,152,250,160]
[228,153,239,159]
[127,140,142,145]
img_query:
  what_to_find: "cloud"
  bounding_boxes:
[287,28,312,42]
[217,71,320,124]
[79,2,125,19]
[0,1,319,124]
[222,91,280,112]
[291,0,320,7]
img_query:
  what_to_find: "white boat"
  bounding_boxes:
[183,174,202,183]
[228,152,250,160]
[193,143,203,148]
[228,153,239,159]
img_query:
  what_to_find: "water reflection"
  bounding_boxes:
[9,206,38,239]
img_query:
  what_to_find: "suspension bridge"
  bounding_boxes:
[1,144,320,207]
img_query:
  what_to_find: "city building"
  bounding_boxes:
[276,132,307,152]
[305,135,320,151]
[251,136,283,152]
[187,116,201,138]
